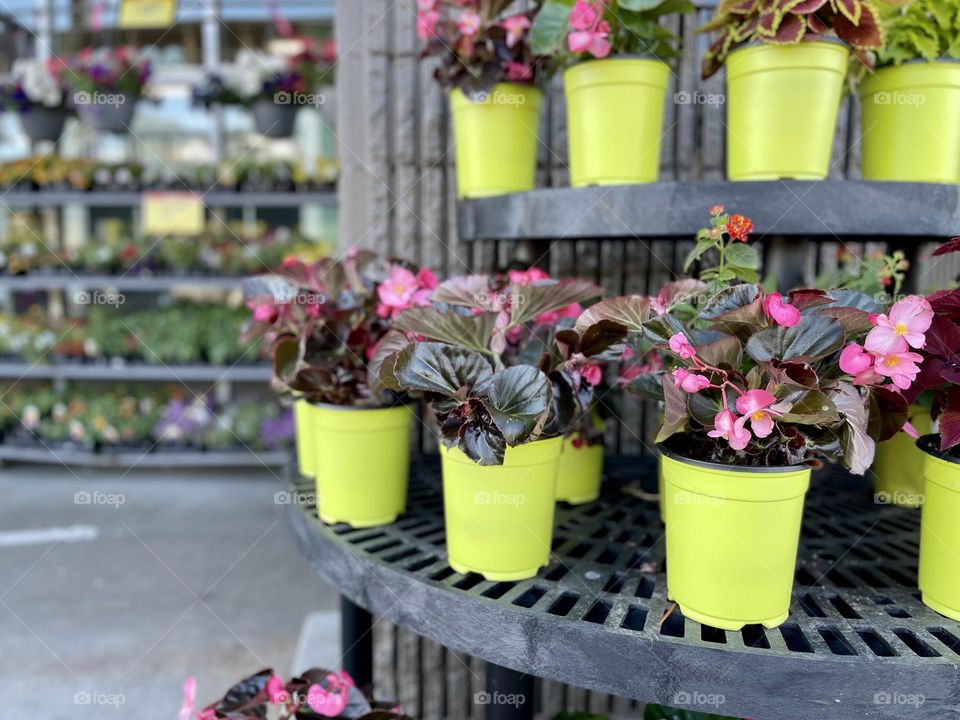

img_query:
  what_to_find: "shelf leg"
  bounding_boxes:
[483,662,535,720]
[340,596,373,690]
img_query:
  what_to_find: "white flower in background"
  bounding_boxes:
[69,419,87,443]
[11,59,63,108]
[220,49,287,99]
[52,403,67,422]
[103,425,119,443]
[22,405,40,429]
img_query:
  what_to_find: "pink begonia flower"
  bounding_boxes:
[337,670,356,688]
[179,678,196,720]
[416,9,439,39]
[266,675,289,705]
[507,267,550,285]
[672,368,711,393]
[505,61,533,81]
[378,266,419,309]
[502,14,531,48]
[251,303,277,324]
[708,409,751,451]
[865,295,933,354]
[534,302,581,326]
[668,332,696,360]
[306,683,348,717]
[902,420,920,440]
[734,389,778,438]
[581,364,603,386]
[873,350,924,390]
[839,343,873,375]
[458,10,481,36]
[416,267,438,290]
[650,295,668,315]
[569,0,599,30]
[568,22,611,58]
[763,292,801,327]
[416,0,435,9]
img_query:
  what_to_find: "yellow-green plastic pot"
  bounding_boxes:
[441,437,562,580]
[918,438,960,621]
[564,57,669,186]
[556,437,604,504]
[661,445,810,630]
[873,407,931,508]
[657,454,666,524]
[312,403,414,528]
[859,62,960,183]
[294,400,316,478]
[726,41,849,180]
[449,83,542,198]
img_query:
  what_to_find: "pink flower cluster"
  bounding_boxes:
[839,296,931,390]
[377,265,439,319]
[668,332,783,452]
[567,0,611,58]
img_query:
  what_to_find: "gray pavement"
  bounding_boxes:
[0,464,338,719]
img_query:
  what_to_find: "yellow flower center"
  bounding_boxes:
[752,410,766,421]
[884,355,901,368]
[895,322,908,337]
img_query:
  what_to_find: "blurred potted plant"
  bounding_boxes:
[578,207,921,630]
[244,251,433,528]
[374,271,603,579]
[418,1,545,198]
[859,0,960,182]
[1,59,72,142]
[902,236,960,621]
[179,667,410,719]
[61,47,151,133]
[531,0,691,186]
[699,0,883,180]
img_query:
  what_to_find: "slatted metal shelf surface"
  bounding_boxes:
[0,273,246,291]
[456,181,960,242]
[288,456,960,720]
[0,190,337,208]
[0,444,289,467]
[0,361,271,382]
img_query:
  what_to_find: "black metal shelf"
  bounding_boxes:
[457,181,960,242]
[0,273,245,291]
[0,444,289,468]
[0,190,336,209]
[288,457,960,720]
[0,362,270,382]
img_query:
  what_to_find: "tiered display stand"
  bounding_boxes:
[288,183,960,720]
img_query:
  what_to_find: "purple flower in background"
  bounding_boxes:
[260,409,294,449]
[153,397,215,443]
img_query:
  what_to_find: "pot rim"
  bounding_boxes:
[916,433,960,464]
[657,441,812,474]
[305,398,418,411]
[732,34,849,54]
[571,53,668,63]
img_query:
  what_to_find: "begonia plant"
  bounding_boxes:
[698,0,885,78]
[531,0,693,61]
[577,207,926,473]
[417,0,544,94]
[179,668,411,720]
[372,267,605,464]
[242,250,437,406]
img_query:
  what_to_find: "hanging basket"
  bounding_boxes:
[75,92,137,133]
[18,106,68,143]
[251,99,298,138]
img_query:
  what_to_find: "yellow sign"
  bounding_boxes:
[141,192,204,236]
[118,0,177,28]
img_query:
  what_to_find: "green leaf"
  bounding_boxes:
[619,0,668,10]
[834,382,875,476]
[699,284,759,320]
[387,342,492,398]
[867,386,909,442]
[579,319,628,357]
[511,279,603,327]
[530,1,573,55]
[745,315,845,363]
[724,242,760,270]
[696,336,742,368]
[655,374,688,443]
[431,274,496,308]
[481,366,552,445]
[777,390,838,424]
[575,296,652,334]
[368,329,410,393]
[393,307,497,355]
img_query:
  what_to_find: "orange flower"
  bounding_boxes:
[726,214,753,242]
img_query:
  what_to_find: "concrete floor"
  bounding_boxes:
[0,464,338,719]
